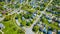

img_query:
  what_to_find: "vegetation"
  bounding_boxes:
[21,20,26,26]
[26,21,31,26]
[0,32,2,34]
[17,29,25,34]
[32,25,39,32]
[42,16,60,30]
[0,0,60,34]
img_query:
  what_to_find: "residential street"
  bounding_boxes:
[0,0,60,34]
[25,0,53,34]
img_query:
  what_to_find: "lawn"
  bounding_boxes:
[1,18,25,34]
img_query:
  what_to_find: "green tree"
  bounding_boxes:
[24,14,32,19]
[4,15,11,21]
[37,10,41,15]
[26,21,31,26]
[17,29,25,34]
[32,25,39,32]
[21,20,26,26]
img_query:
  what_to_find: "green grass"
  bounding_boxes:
[46,12,51,14]
[1,20,17,34]
[1,19,25,34]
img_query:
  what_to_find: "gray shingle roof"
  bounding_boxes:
[0,23,5,28]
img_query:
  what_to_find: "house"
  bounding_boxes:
[58,23,60,27]
[43,27,47,34]
[0,23,5,30]
[47,26,54,34]
[48,27,52,31]
[46,8,52,12]
[44,0,48,2]
[52,31,56,34]
[0,14,2,17]
[55,12,58,14]
[15,19,20,26]
[20,0,24,4]
[39,24,45,32]
[53,29,57,32]
[45,15,49,19]
[3,5,7,8]
[52,11,55,14]
[48,20,52,23]
[47,30,52,34]
[41,23,46,27]
[45,15,52,20]
[39,26,44,31]
[33,13,36,16]
[26,20,30,23]
[30,0,36,6]
[2,11,6,14]
[22,17,25,20]
[57,18,60,23]
[37,22,41,26]
[58,30,60,34]
[31,15,35,19]
[52,17,56,22]
[52,29,57,34]
[29,18,33,21]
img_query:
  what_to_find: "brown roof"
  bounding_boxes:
[2,11,6,14]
